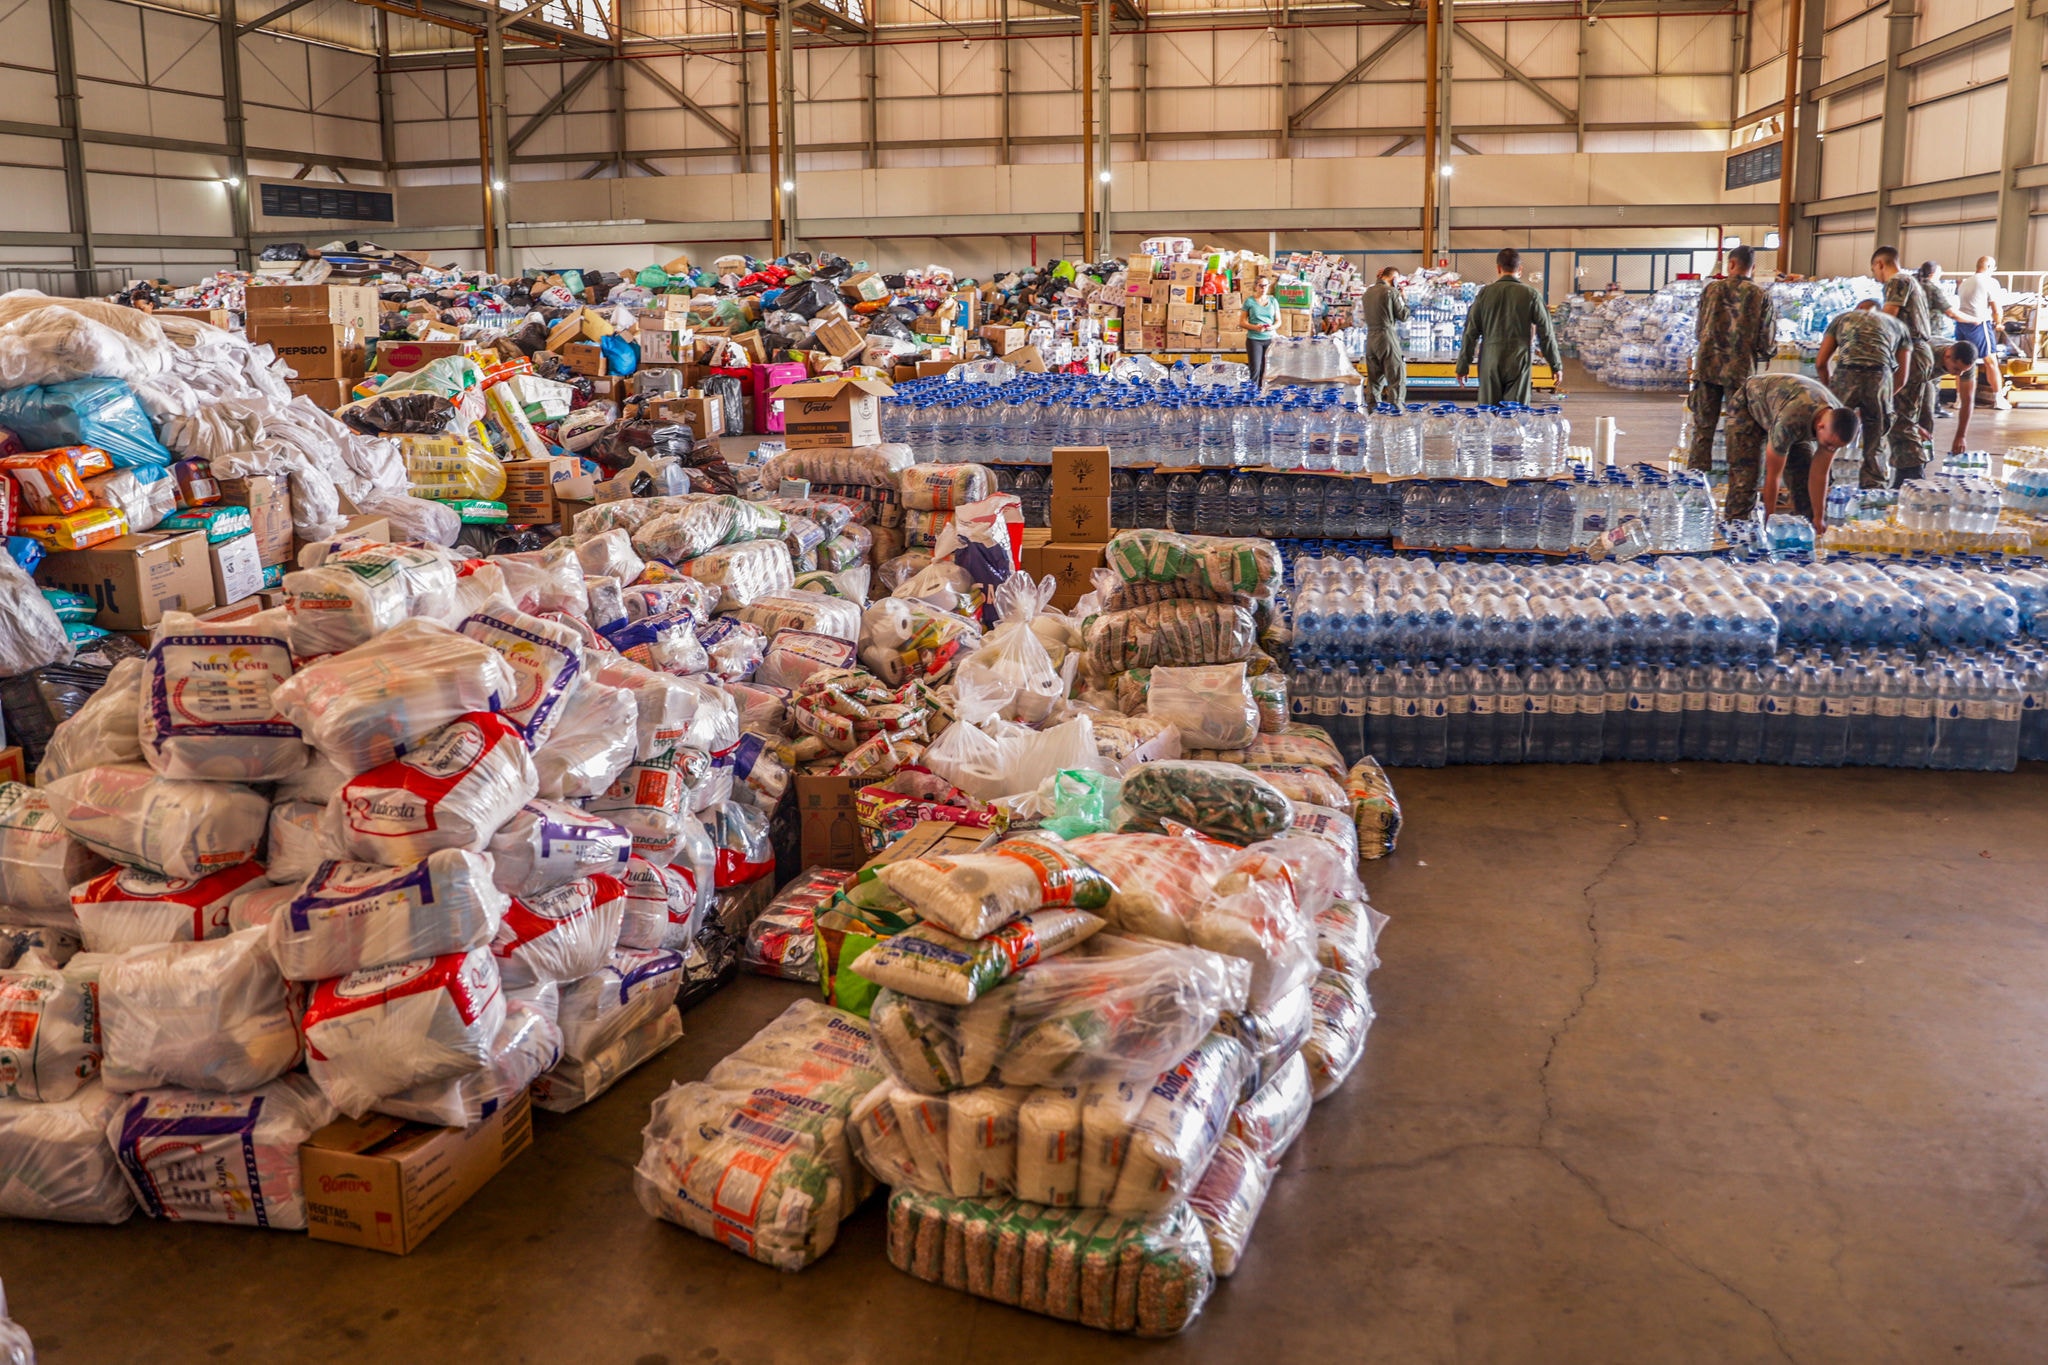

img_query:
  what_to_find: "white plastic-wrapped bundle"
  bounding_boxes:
[586,654,719,759]
[325,711,538,865]
[1302,967,1373,1100]
[529,1004,681,1113]
[620,578,721,624]
[264,799,342,886]
[680,539,794,610]
[695,616,768,682]
[0,1082,133,1223]
[139,615,307,782]
[1144,663,1258,750]
[616,856,686,951]
[490,875,625,988]
[269,619,517,776]
[759,443,914,489]
[302,946,506,1117]
[486,800,632,893]
[34,658,144,785]
[71,862,269,952]
[848,1081,952,1195]
[0,922,79,970]
[282,556,410,657]
[43,764,267,880]
[586,751,690,865]
[1186,1132,1271,1276]
[607,610,711,677]
[98,928,300,1094]
[491,542,588,618]
[1096,1035,1252,1218]
[0,782,106,927]
[374,999,562,1127]
[107,1072,336,1229]
[873,838,1113,939]
[531,678,638,801]
[226,881,296,933]
[574,528,643,585]
[267,848,508,981]
[458,605,585,747]
[630,496,786,564]
[274,751,346,806]
[84,465,176,533]
[1227,1051,1312,1167]
[756,630,858,690]
[558,946,683,1061]
[0,966,100,1101]
[732,592,863,644]
[1217,980,1314,1094]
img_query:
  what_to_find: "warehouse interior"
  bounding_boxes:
[2,0,2048,1362]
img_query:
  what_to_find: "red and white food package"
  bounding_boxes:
[43,765,267,881]
[267,847,508,981]
[325,712,538,865]
[71,862,269,953]
[302,946,506,1117]
[615,856,686,951]
[585,749,690,865]
[531,678,638,801]
[265,800,344,887]
[0,965,101,1101]
[458,605,585,748]
[485,800,632,895]
[490,874,626,989]
[557,947,683,1062]
[372,997,563,1128]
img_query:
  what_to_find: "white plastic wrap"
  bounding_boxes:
[269,619,518,775]
[759,443,914,489]
[83,465,176,533]
[621,578,722,624]
[0,551,70,678]
[0,966,100,1101]
[490,542,588,618]
[1227,1050,1312,1167]
[575,528,644,586]
[732,592,863,644]
[0,1082,133,1223]
[325,711,538,864]
[69,862,269,952]
[530,1004,681,1113]
[283,553,414,657]
[1086,1035,1252,1218]
[458,605,586,747]
[586,654,735,759]
[138,615,306,783]
[629,496,786,564]
[1187,1131,1271,1276]
[558,946,683,1062]
[680,539,794,610]
[873,836,1113,939]
[898,463,993,511]
[264,799,340,886]
[34,658,144,786]
[302,946,506,1117]
[586,750,690,865]
[267,848,509,981]
[490,875,625,989]
[756,629,858,690]
[486,800,632,894]
[108,1072,336,1229]
[616,856,686,951]
[1146,663,1258,750]
[226,881,296,933]
[953,612,1061,726]
[98,928,300,1094]
[43,764,266,881]
[531,678,639,801]
[0,782,106,927]
[273,752,346,806]
[0,922,79,970]
[373,1000,562,1127]
[609,610,711,677]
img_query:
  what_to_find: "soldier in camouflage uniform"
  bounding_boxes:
[1359,267,1409,406]
[1725,373,1860,527]
[1685,244,1777,473]
[1815,300,1909,488]
[1873,246,1935,481]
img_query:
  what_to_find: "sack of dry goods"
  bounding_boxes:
[267,848,508,981]
[301,946,506,1117]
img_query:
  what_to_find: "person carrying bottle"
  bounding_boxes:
[1360,266,1409,406]
[1243,276,1279,388]
[1726,373,1861,531]
[1814,299,1908,489]
[1872,245,1935,483]
[1683,244,1777,475]
[1455,247,1564,405]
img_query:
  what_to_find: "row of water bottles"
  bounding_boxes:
[1740,558,2048,651]
[1897,478,2005,533]
[1394,467,1716,553]
[1293,649,2046,771]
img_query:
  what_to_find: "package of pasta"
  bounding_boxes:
[570,493,703,541]
[326,712,538,865]
[733,591,863,643]
[1186,725,1348,783]
[873,837,1113,939]
[678,538,794,610]
[629,495,787,564]
[490,874,626,988]
[457,605,584,747]
[71,861,270,953]
[1314,898,1386,981]
[1117,761,1291,845]
[1084,600,1256,675]
[0,782,108,927]
[1102,529,1278,600]
[1186,1131,1270,1277]
[853,909,1102,1007]
[605,609,712,677]
[883,1188,1214,1336]
[1346,755,1402,860]
[621,577,721,624]
[1227,1050,1312,1167]
[140,616,306,783]
[302,947,507,1117]
[1243,763,1348,810]
[817,529,870,573]
[1302,966,1373,1100]
[760,442,915,490]
[742,868,852,983]
[486,800,632,894]
[1215,979,1313,1093]
[98,928,301,1094]
[268,847,507,980]
[44,765,268,881]
[899,463,992,512]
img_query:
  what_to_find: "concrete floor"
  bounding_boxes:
[12,761,2048,1364]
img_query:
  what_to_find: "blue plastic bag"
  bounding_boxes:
[598,333,639,377]
[0,377,174,467]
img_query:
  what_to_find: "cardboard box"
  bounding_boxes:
[1170,261,1204,286]
[649,391,723,441]
[797,772,866,870]
[561,342,609,377]
[287,379,354,410]
[775,375,892,450]
[1036,541,1108,610]
[244,283,380,330]
[374,339,467,373]
[35,529,214,631]
[501,457,584,523]
[0,747,25,786]
[914,359,960,379]
[1217,328,1248,353]
[981,326,1029,355]
[207,532,263,608]
[250,324,364,380]
[811,318,865,362]
[1004,345,1047,373]
[300,1092,533,1256]
[1052,446,1112,497]
[152,308,233,329]
[216,473,291,568]
[1126,254,1156,282]
[1048,492,1110,543]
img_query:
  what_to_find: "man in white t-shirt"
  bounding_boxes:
[1951,256,2009,411]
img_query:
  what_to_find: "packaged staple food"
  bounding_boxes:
[680,538,794,609]
[1288,801,1359,865]
[620,577,721,624]
[226,881,295,933]
[0,782,106,927]
[107,1073,336,1228]
[848,1080,952,1194]
[558,946,684,1061]
[326,711,538,865]
[1014,1085,1086,1206]
[1186,1132,1270,1276]
[302,946,506,1117]
[0,923,79,970]
[283,544,453,657]
[1249,669,1288,733]
[34,656,144,784]
[274,752,346,806]
[486,799,632,894]
[531,678,638,800]
[884,1188,1214,1336]
[44,764,267,880]
[1102,529,1279,600]
[853,909,1103,1007]
[734,591,863,643]
[742,868,851,983]
[793,564,870,601]
[616,856,686,951]
[269,619,518,776]
[1302,967,1374,1100]
[899,463,993,511]
[264,800,339,886]
[490,542,588,617]
[529,1003,681,1112]
[1084,599,1257,674]
[1227,1050,1312,1167]
[756,629,857,690]
[574,527,644,585]
[1090,1035,1253,1217]
[873,837,1113,939]
[267,849,508,981]
[492,874,625,987]
[1117,761,1291,845]
[97,928,300,1094]
[1144,663,1258,749]
[571,493,704,541]
[694,615,767,680]
[84,465,175,534]
[0,967,100,1101]
[1243,763,1348,810]
[138,613,305,782]
[70,862,269,952]
[629,495,786,564]
[1346,755,1402,859]
[587,749,690,864]
[0,1082,133,1223]
[707,801,774,886]
[760,443,914,489]
[1314,898,1386,980]
[634,999,883,1270]
[458,605,585,747]
[587,653,738,755]
[605,610,712,676]
[1216,980,1313,1092]
[375,999,561,1127]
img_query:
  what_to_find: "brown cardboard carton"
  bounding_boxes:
[285,378,354,410]
[1217,328,1249,353]
[1048,492,1110,543]
[249,324,364,379]
[1038,542,1108,610]
[1126,254,1157,282]
[375,339,467,373]
[216,473,292,568]
[207,533,264,608]
[774,375,892,450]
[299,1093,533,1255]
[244,283,379,330]
[152,308,233,329]
[914,359,959,378]
[561,342,609,377]
[0,747,24,786]
[796,772,865,870]
[292,512,389,562]
[1052,446,1112,497]
[35,530,214,631]
[812,318,865,361]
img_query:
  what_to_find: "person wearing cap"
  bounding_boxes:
[1685,244,1777,476]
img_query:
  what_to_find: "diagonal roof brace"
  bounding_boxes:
[509,58,605,149]
[628,59,742,148]
[1453,24,1576,125]
[1291,24,1414,130]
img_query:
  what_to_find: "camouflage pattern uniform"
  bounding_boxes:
[1884,272,1936,479]
[1359,280,1409,406]
[1456,277,1562,405]
[1821,308,1908,488]
[1725,374,1844,520]
[1685,275,1778,472]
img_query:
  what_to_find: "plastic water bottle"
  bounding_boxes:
[1502,483,1542,552]
[1193,472,1229,535]
[1135,471,1166,529]
[1419,665,1449,767]
[1339,662,1368,765]
[1332,406,1363,474]
[1290,661,1317,723]
[1302,403,1335,472]
[1226,470,1261,538]
[1366,662,1396,760]
[1422,407,1458,478]
[1537,483,1576,554]
[1267,402,1301,471]
[1468,484,1504,551]
[1259,473,1292,541]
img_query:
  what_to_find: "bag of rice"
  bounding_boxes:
[138,616,306,783]
[1014,1084,1086,1207]
[944,1081,1026,1198]
[267,848,508,981]
[458,605,585,747]
[529,1004,682,1113]
[531,677,638,800]
[35,657,144,785]
[302,946,506,1117]
[558,946,684,1061]
[1244,763,1349,810]
[1102,1035,1253,1217]
[853,910,1102,1007]
[0,966,100,1101]
[491,874,625,988]
[71,862,269,952]
[486,800,632,894]
[0,1081,133,1223]
[1227,1050,1312,1167]
[848,1080,952,1195]
[108,1073,336,1228]
[874,838,1113,939]
[1345,755,1402,860]
[44,765,267,880]
[97,928,300,1094]
[1186,1132,1270,1276]
[0,782,106,927]
[326,711,538,865]
[1314,898,1387,980]
[374,998,562,1128]
[629,495,786,564]
[898,463,992,512]
[733,592,863,643]
[1302,967,1373,1100]
[680,539,794,610]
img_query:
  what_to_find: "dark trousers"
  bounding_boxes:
[1825,364,1893,488]
[1246,337,1270,386]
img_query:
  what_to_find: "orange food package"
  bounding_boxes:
[0,449,92,515]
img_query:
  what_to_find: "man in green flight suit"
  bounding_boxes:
[1684,243,1778,474]
[1359,266,1409,406]
[1814,299,1909,489]
[1455,247,1563,404]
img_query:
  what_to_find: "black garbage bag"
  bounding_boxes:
[778,278,840,319]
[259,243,309,262]
[699,374,745,436]
[864,310,916,342]
[508,318,549,355]
[341,392,458,435]
[812,253,853,281]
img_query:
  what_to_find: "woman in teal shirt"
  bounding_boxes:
[1243,277,1279,386]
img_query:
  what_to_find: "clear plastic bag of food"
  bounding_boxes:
[262,799,336,886]
[616,855,687,951]
[853,909,1102,1007]
[457,605,585,747]
[760,443,914,490]
[1187,724,1347,782]
[267,848,509,981]
[1302,967,1373,1100]
[326,711,538,865]
[1314,897,1387,980]
[953,603,1062,728]
[486,799,632,894]
[733,590,862,643]
[0,965,100,1100]
[1084,599,1257,676]
[0,782,107,927]
[621,577,721,624]
[1346,755,1402,860]
[489,541,588,618]
[302,946,506,1117]
[282,559,409,658]
[1103,529,1279,600]
[35,657,144,785]
[1243,763,1347,810]
[1117,761,1291,845]
[874,837,1113,939]
[1145,663,1257,749]
[1249,669,1287,734]
[755,629,857,691]
[585,749,691,865]
[1084,1034,1252,1218]
[0,1081,133,1222]
[559,945,684,1062]
[574,527,644,585]
[630,495,786,564]
[742,868,851,982]
[137,613,306,782]
[531,678,638,800]
[1227,1049,1312,1167]
[98,928,300,1094]
[1186,1131,1270,1276]
[373,997,561,1128]
[106,1072,336,1228]
[693,616,767,681]
[491,874,626,988]
[586,653,737,757]
[857,597,981,686]
[793,564,870,602]
[0,922,80,971]
[44,764,267,880]
[898,463,992,511]
[1215,979,1312,1093]
[531,1003,681,1113]
[679,538,794,610]
[70,862,267,952]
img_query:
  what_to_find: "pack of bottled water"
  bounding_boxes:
[2005,456,2048,514]
[1557,284,1701,391]
[1899,478,2005,533]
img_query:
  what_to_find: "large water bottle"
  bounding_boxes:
[1226,469,1261,538]
[1487,406,1525,479]
[1193,471,1229,535]
[1266,402,1301,471]
[1536,483,1575,554]
[1468,484,1505,550]
[1301,402,1335,471]
[1291,475,1328,540]
[1313,662,1342,750]
[1339,662,1368,765]
[1398,482,1435,545]
[1290,660,1317,723]
[1422,407,1458,478]
[1383,407,1422,477]
[1418,665,1449,767]
[1326,476,1362,540]
[1259,472,1293,541]
[1332,406,1363,474]
[1455,407,1487,478]
[1356,479,1392,539]
[1134,470,1167,529]
[1502,483,1542,552]
[1433,483,1470,549]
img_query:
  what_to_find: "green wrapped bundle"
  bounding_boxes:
[1103,529,1278,599]
[1118,761,1292,844]
[1084,599,1256,674]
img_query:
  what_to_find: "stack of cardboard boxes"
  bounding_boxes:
[1022,446,1111,610]
[1119,251,1320,353]
[244,283,380,409]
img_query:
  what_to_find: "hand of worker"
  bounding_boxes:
[1950,434,1967,455]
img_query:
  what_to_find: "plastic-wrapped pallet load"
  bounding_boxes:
[324,712,539,863]
[529,1005,681,1113]
[107,1072,336,1229]
[300,946,506,1117]
[0,1082,134,1223]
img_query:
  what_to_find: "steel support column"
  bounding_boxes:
[375,9,397,173]
[1134,19,1146,160]
[488,16,512,272]
[1788,0,1825,274]
[736,7,751,168]
[1098,3,1112,253]
[1870,0,1917,251]
[999,0,1012,162]
[779,0,798,250]
[862,38,877,168]
[218,0,251,268]
[611,33,628,177]
[1080,0,1094,260]
[1996,0,2045,264]
[1276,0,1292,156]
[47,0,93,290]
